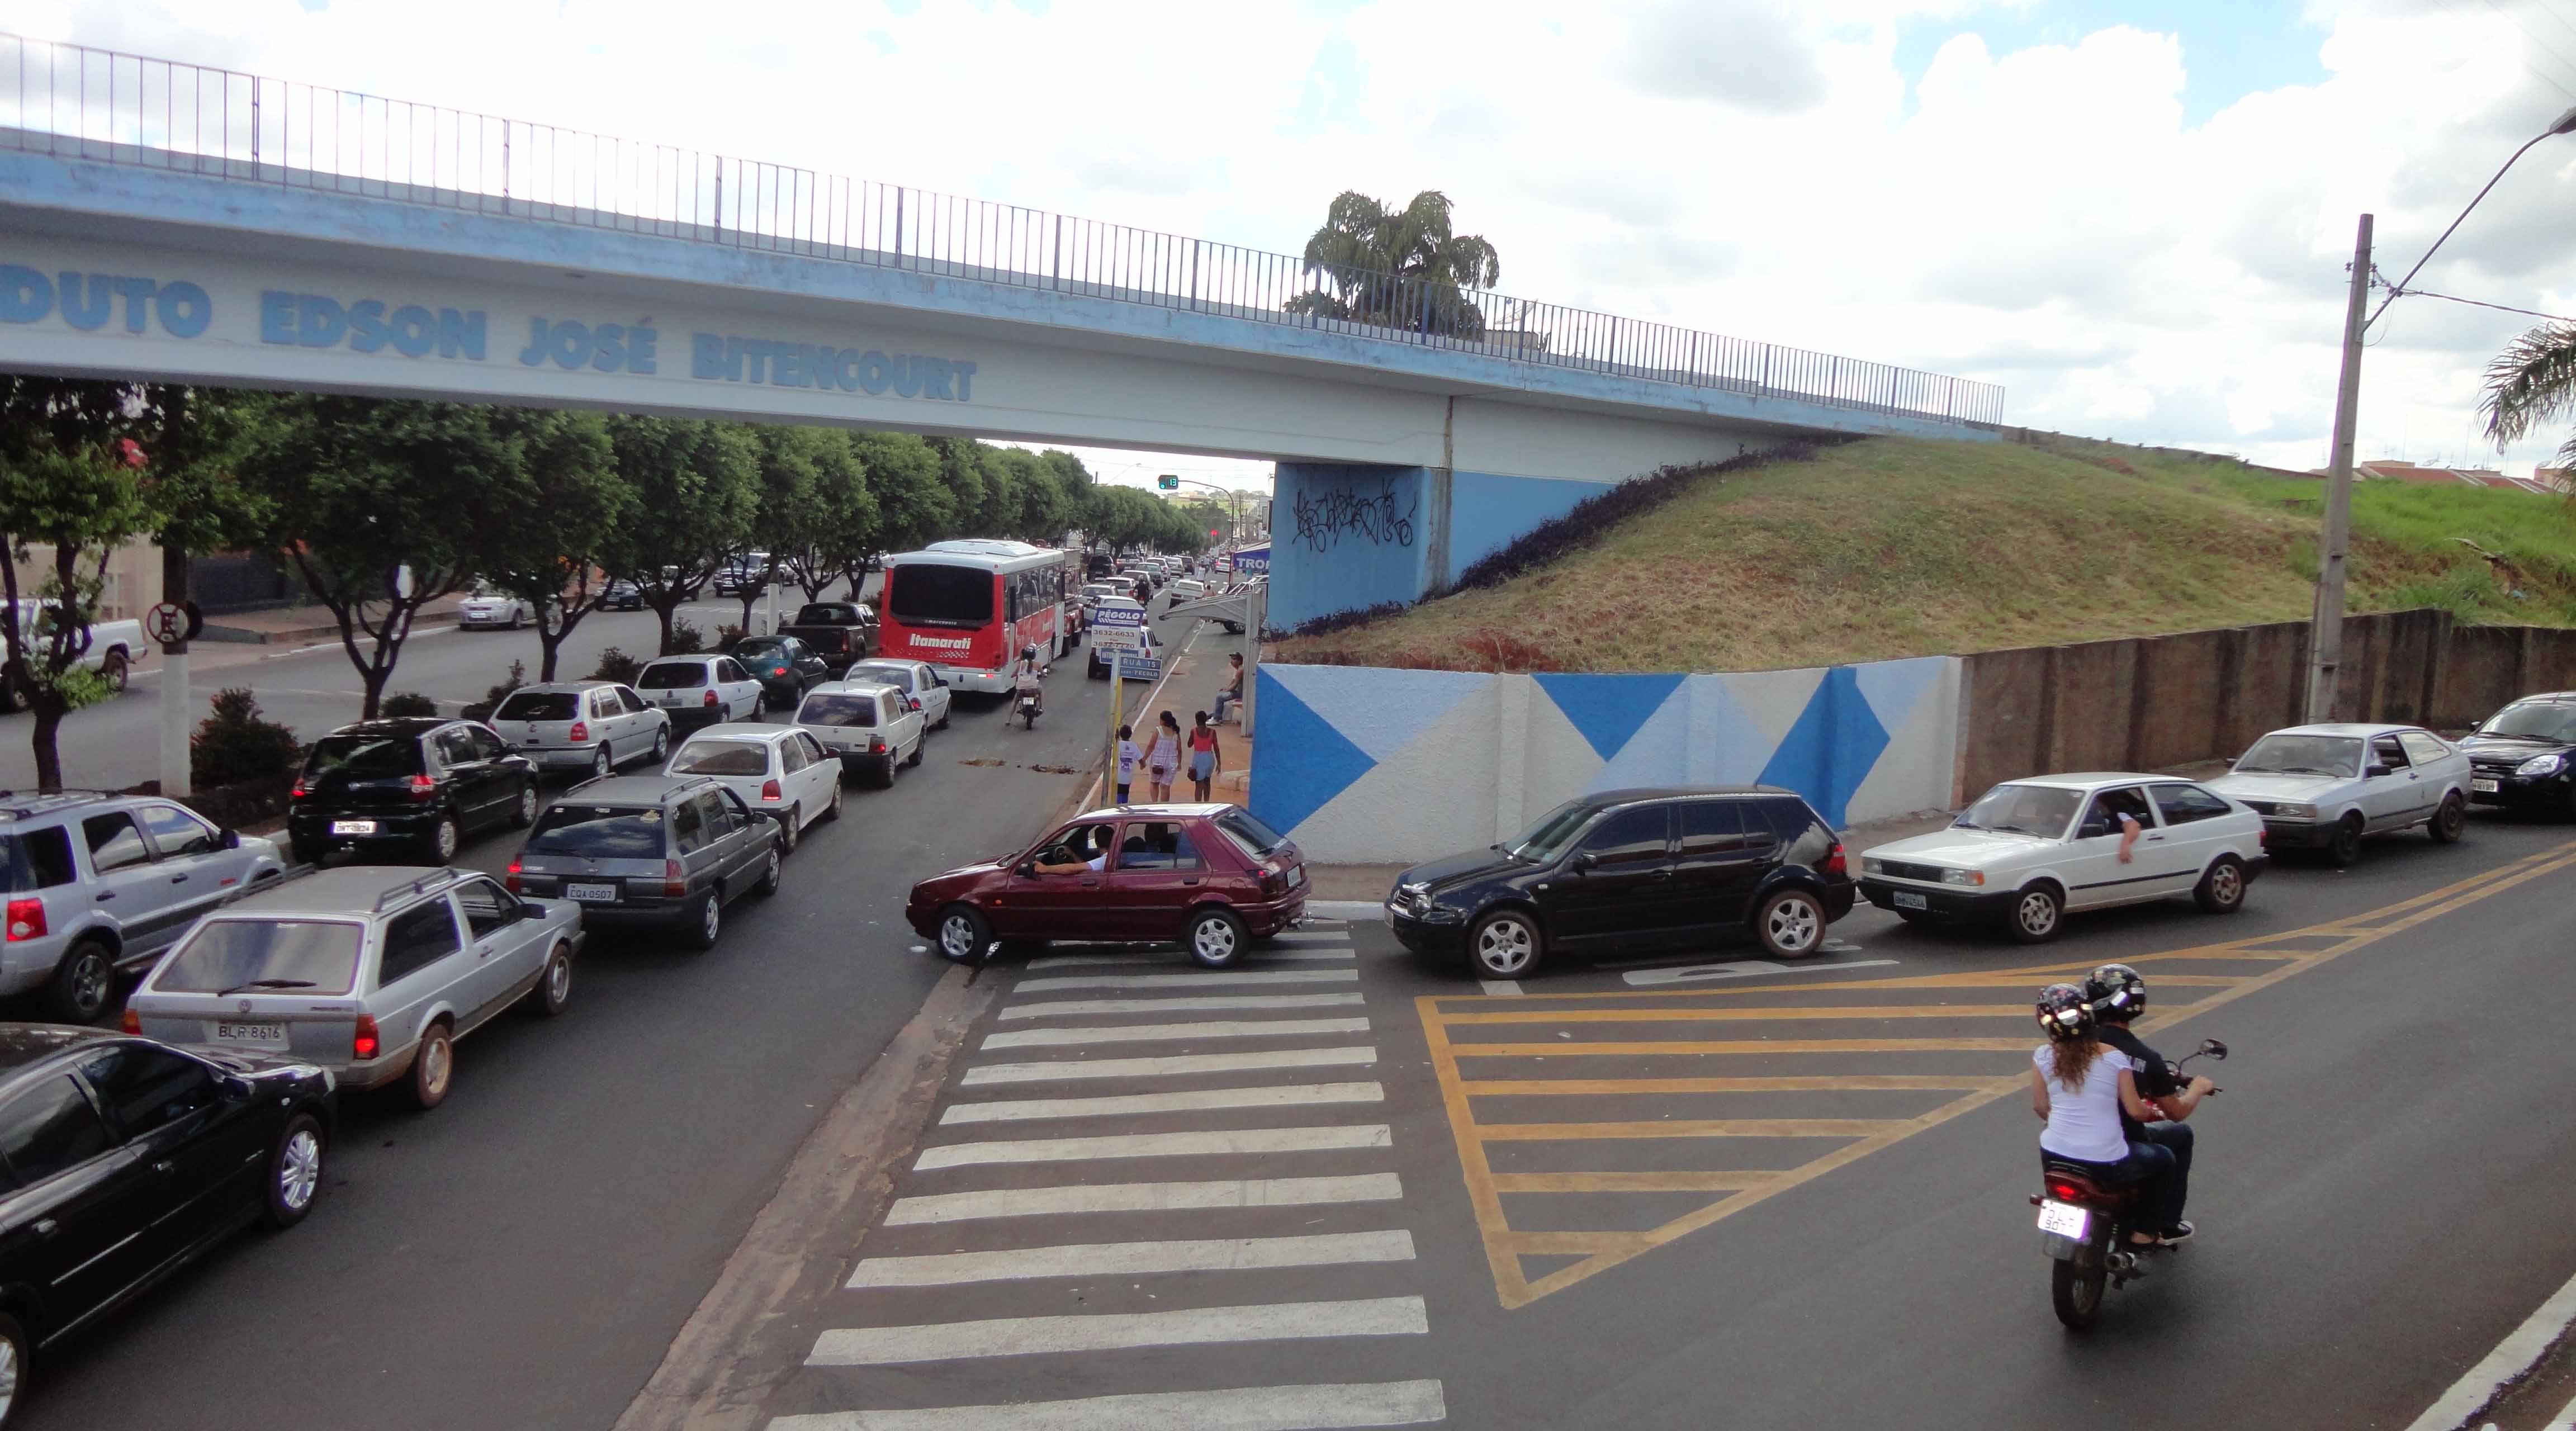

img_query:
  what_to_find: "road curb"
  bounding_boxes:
[610,959,1001,1431]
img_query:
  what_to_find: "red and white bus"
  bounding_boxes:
[877,541,1076,694]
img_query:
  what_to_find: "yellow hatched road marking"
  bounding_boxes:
[1424,840,2576,1309]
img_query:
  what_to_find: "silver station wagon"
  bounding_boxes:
[124,866,582,1110]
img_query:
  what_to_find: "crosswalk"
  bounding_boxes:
[769,920,1447,1430]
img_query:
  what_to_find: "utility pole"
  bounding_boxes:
[2304,213,2373,725]
[158,548,191,796]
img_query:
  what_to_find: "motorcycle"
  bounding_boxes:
[2032,1036,2227,1330]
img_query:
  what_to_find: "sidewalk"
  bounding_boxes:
[1089,615,1253,807]
[198,593,471,647]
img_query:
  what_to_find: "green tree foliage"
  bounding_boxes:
[191,687,302,790]
[777,431,882,602]
[480,412,621,681]
[2483,322,2576,481]
[596,416,761,654]
[1283,190,1502,338]
[847,431,953,589]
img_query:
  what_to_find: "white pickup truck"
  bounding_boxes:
[0,600,145,708]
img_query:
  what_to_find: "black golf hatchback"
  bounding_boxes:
[1385,786,1856,979]
[287,718,539,867]
[0,1026,334,1424]
[2459,690,2576,818]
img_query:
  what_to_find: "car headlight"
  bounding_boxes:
[1940,868,1986,887]
[1860,857,1884,876]
[2272,802,2318,820]
[2516,752,2566,777]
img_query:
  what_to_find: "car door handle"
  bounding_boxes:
[169,874,190,884]
[1079,880,1100,888]
[151,1159,175,1176]
[28,1219,55,1237]
[94,890,113,901]
[1650,869,1674,879]
[2145,835,2165,841]
[1182,877,1202,887]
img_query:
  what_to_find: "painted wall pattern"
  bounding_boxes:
[1249,657,1961,865]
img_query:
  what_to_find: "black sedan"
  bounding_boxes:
[1385,785,1856,979]
[287,717,539,866]
[2460,690,2576,817]
[729,635,831,708]
[0,1025,334,1424]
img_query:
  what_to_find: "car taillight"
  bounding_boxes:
[770,666,788,677]
[408,774,437,800]
[868,736,887,755]
[1823,841,1847,876]
[120,1007,140,1035]
[2258,827,2268,851]
[664,859,686,897]
[907,696,922,712]
[703,689,719,707]
[1259,866,1286,896]
[760,779,782,802]
[290,778,310,799]
[569,721,589,743]
[353,1014,381,1062]
[505,860,522,894]
[4,898,44,942]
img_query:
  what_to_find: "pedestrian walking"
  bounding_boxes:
[1114,724,1141,804]
[1144,711,1182,802]
[1188,710,1223,802]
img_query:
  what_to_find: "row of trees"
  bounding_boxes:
[0,380,1216,790]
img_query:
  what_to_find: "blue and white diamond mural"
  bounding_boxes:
[1249,657,1961,864]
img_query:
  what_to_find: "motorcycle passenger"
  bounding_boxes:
[2029,983,2182,1247]
[1013,644,1044,715]
[2085,964,2216,1245]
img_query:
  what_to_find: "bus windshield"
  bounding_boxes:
[888,564,994,629]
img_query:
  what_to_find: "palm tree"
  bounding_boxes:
[2480,323,2576,480]
[1283,190,1502,339]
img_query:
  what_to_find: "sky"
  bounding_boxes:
[8,0,2576,486]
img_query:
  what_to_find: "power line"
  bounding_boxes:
[2389,284,2576,324]
[2482,0,2576,91]
[2436,0,2576,97]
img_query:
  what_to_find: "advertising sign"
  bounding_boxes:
[1115,655,1163,681]
[1229,544,1270,576]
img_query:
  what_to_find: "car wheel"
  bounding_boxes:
[100,649,129,694]
[1755,888,1827,958]
[823,783,843,822]
[44,938,115,1024]
[651,726,670,763]
[2327,814,2365,867]
[1186,906,1248,970]
[508,781,538,829]
[776,812,801,855]
[264,1112,326,1228]
[907,737,924,767]
[936,707,951,730]
[424,814,461,865]
[882,754,900,789]
[2429,793,2467,843]
[2005,884,2064,944]
[408,1022,454,1110]
[531,941,574,1017]
[686,891,722,951]
[0,1311,29,1425]
[1469,908,1544,979]
[756,847,783,896]
[937,904,992,963]
[591,745,614,781]
[2194,856,2248,914]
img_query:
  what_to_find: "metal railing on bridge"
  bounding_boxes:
[0,35,2006,428]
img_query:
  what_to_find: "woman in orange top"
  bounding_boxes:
[1187,710,1223,801]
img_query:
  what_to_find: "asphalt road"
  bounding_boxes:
[17,595,1201,1431]
[735,810,2576,1431]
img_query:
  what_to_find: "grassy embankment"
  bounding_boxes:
[1275,434,2576,674]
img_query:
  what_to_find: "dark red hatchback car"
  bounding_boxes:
[907,803,1309,968]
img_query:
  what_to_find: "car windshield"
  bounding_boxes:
[303,733,421,779]
[525,804,666,858]
[495,691,580,722]
[735,638,787,658]
[155,919,362,996]
[1951,784,2085,838]
[2234,734,2365,778]
[846,664,915,691]
[637,663,705,689]
[1214,807,1289,857]
[670,740,772,776]
[2478,702,2576,742]
[1505,800,1597,861]
[797,694,878,727]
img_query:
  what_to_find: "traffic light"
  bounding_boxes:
[1157,473,1178,491]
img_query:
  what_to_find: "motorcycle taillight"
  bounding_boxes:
[2045,1179,2086,1203]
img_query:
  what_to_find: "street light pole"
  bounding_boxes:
[2302,103,2576,723]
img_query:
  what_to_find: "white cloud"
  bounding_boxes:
[18,0,2576,476]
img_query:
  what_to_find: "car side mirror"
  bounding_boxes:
[1016,861,1036,878]
[2365,764,2392,778]
[220,827,241,850]
[1569,851,1597,873]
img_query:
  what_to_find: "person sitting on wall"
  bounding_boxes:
[1213,652,1245,724]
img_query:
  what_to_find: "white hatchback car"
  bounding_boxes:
[2204,722,2471,865]
[792,681,927,786]
[663,723,842,852]
[636,655,766,733]
[457,588,534,630]
[1857,773,2267,944]
[841,657,953,731]
[490,681,671,781]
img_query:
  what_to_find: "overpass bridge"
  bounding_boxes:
[0,36,2004,627]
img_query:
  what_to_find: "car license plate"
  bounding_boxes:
[566,882,620,903]
[2473,779,2499,793]
[1289,865,1306,888]
[214,1021,287,1047]
[1893,890,1929,910]
[330,819,377,836]
[2035,1201,2089,1238]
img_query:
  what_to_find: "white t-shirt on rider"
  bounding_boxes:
[2033,1044,2129,1163]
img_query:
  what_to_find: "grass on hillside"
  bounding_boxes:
[1273,435,2576,674]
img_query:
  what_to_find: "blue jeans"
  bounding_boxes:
[2134,1120,2194,1229]
[2043,1140,2180,1234]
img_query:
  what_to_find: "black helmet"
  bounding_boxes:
[2035,983,2095,1044]
[2085,963,2146,1021]
[1022,645,1039,662]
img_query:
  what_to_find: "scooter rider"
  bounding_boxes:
[2085,963,2217,1245]
[1013,644,1045,715]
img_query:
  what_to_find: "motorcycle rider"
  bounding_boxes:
[2085,963,2216,1245]
[1012,643,1045,716]
[2029,982,2180,1247]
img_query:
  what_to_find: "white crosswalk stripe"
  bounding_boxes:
[960,1045,1377,1085]
[807,1295,1429,1364]
[998,992,1365,1018]
[1025,948,1353,969]
[1015,968,1358,992]
[941,1081,1384,1124]
[915,1124,1393,1169]
[981,1016,1372,1049]
[769,1381,1447,1430]
[887,1173,1405,1225]
[848,1229,1418,1287]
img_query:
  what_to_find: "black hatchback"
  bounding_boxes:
[2459,690,2576,818]
[287,718,538,868]
[1385,786,1856,979]
[0,1026,334,1421]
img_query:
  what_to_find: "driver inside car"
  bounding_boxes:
[1034,823,1110,875]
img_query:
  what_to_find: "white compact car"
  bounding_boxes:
[1857,773,2267,944]
[791,681,927,786]
[663,723,842,852]
[841,657,952,732]
[636,655,767,732]
[2204,723,2471,865]
[457,589,535,630]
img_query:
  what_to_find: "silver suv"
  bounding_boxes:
[1,790,286,1023]
[124,865,583,1110]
